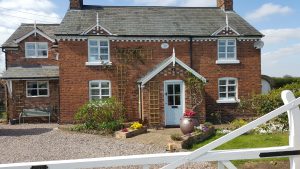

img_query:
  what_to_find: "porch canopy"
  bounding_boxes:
[1,66,59,80]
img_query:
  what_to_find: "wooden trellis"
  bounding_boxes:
[117,65,127,103]
[115,48,153,62]
[149,81,160,125]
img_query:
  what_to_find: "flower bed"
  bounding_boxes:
[115,127,147,139]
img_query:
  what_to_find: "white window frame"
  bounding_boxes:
[216,39,240,64]
[89,80,111,100]
[217,77,239,103]
[86,39,111,66]
[25,42,48,58]
[26,81,50,98]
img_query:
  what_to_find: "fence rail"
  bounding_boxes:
[0,90,299,169]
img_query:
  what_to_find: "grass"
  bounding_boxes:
[191,132,289,166]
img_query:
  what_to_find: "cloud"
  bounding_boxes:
[261,28,300,44]
[246,3,292,22]
[133,0,215,7]
[262,43,300,64]
[0,0,61,73]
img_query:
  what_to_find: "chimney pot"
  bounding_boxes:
[70,0,83,10]
[217,0,233,11]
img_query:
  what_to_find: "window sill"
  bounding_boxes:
[85,62,112,66]
[216,99,240,104]
[216,60,240,65]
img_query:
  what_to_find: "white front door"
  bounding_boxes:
[164,80,184,126]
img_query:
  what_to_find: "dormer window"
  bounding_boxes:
[87,39,111,66]
[216,39,240,64]
[25,42,48,58]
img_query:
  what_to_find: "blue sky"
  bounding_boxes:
[0,0,299,77]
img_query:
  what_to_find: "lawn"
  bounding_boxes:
[191,132,289,168]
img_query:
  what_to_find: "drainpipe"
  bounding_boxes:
[189,36,193,69]
[138,83,143,120]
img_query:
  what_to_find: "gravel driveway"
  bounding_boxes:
[0,124,214,168]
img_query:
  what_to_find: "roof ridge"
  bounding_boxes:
[81,5,220,9]
[20,23,60,26]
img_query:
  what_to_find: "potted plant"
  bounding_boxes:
[180,109,200,134]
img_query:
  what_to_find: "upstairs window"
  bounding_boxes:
[25,42,48,58]
[89,80,111,100]
[217,78,238,103]
[88,39,110,63]
[217,39,239,64]
[26,81,49,97]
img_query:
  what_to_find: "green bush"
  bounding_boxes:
[273,77,300,89]
[230,119,248,130]
[238,82,300,131]
[74,97,125,134]
[171,133,183,141]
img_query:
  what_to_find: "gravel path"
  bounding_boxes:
[0,124,215,169]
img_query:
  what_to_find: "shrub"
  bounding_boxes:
[273,77,300,89]
[171,133,183,141]
[130,122,143,130]
[74,98,125,134]
[230,119,248,130]
[238,82,300,131]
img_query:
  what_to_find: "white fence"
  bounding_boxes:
[0,90,299,169]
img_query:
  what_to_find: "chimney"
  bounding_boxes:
[70,0,83,10]
[217,0,233,11]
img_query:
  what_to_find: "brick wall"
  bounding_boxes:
[59,39,261,124]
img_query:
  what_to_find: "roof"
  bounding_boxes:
[57,6,262,36]
[2,24,59,48]
[1,66,59,79]
[138,48,206,86]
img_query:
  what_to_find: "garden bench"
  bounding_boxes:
[19,108,51,124]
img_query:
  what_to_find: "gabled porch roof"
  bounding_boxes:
[137,48,207,86]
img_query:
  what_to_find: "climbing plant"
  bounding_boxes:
[115,46,153,64]
[184,72,205,111]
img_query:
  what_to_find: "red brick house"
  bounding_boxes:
[1,0,262,125]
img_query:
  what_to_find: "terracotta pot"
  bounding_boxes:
[180,116,200,134]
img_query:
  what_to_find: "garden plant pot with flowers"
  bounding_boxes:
[180,110,200,134]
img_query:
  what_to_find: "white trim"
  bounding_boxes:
[211,25,240,36]
[26,81,50,98]
[81,24,114,35]
[138,49,206,86]
[216,60,240,64]
[6,80,13,98]
[25,42,48,58]
[217,77,238,103]
[15,29,55,43]
[87,39,111,64]
[89,80,112,100]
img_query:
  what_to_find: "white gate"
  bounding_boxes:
[0,90,299,169]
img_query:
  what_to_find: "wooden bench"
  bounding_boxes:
[19,108,51,124]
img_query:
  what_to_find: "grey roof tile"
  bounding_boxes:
[1,66,59,79]
[57,6,262,36]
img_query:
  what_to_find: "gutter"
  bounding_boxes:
[138,83,143,121]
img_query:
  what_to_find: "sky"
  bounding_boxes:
[0,0,299,77]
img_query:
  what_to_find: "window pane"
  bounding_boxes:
[227,46,235,53]
[89,55,99,62]
[228,40,235,45]
[219,80,226,86]
[219,93,226,98]
[37,43,47,50]
[228,93,236,98]
[219,46,226,53]
[174,85,180,94]
[100,41,108,46]
[39,89,48,96]
[219,40,226,46]
[91,96,100,100]
[101,89,109,96]
[26,50,36,57]
[101,82,109,88]
[27,82,37,88]
[227,53,235,59]
[102,96,110,99]
[100,48,108,54]
[100,55,108,61]
[38,82,48,88]
[218,53,226,59]
[26,43,35,50]
[228,86,236,92]
[38,50,47,57]
[229,80,236,85]
[168,96,174,105]
[175,95,181,105]
[219,86,226,92]
[90,47,99,54]
[27,89,38,96]
[91,89,100,95]
[167,85,173,94]
[89,40,97,46]
[91,82,99,88]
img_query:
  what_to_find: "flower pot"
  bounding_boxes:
[180,116,200,135]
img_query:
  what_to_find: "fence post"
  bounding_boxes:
[217,161,225,169]
[281,90,300,169]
